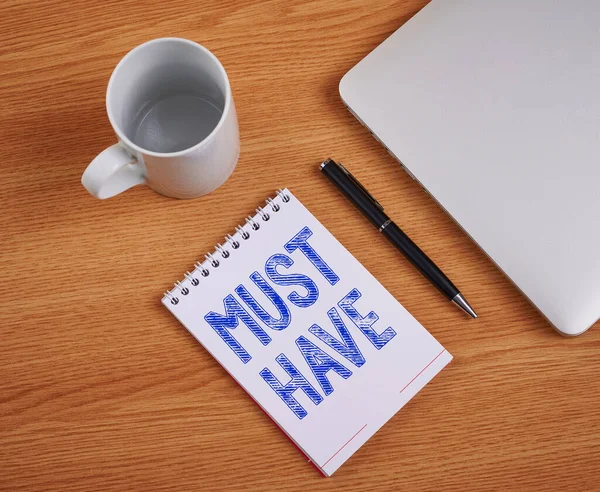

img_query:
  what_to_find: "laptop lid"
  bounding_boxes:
[339,0,600,335]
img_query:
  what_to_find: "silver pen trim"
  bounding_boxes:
[379,219,392,232]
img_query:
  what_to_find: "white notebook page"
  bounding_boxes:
[163,189,452,476]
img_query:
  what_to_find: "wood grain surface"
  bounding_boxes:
[2,0,599,490]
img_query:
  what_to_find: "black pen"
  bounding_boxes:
[320,158,477,318]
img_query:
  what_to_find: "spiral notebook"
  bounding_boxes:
[162,189,452,476]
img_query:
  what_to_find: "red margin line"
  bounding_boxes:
[399,349,447,394]
[320,348,447,471]
[322,423,368,468]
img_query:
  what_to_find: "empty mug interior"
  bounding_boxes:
[107,38,228,155]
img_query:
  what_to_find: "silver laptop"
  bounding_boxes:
[339,0,600,336]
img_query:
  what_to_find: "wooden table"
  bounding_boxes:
[2,0,599,490]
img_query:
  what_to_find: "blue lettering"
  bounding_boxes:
[260,354,323,419]
[235,272,291,330]
[204,295,272,363]
[309,307,366,367]
[338,289,396,350]
[284,227,339,285]
[264,253,319,308]
[296,336,352,396]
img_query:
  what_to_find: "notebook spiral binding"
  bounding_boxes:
[163,189,291,306]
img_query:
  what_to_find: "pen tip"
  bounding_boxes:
[452,293,478,319]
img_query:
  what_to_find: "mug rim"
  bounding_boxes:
[105,37,232,158]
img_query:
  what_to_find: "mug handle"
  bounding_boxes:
[82,143,146,199]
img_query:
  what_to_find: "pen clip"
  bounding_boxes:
[337,162,384,211]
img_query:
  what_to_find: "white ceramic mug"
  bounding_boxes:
[82,38,239,199]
